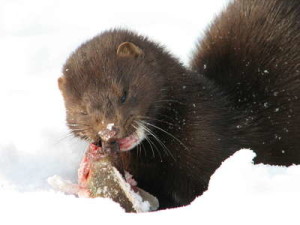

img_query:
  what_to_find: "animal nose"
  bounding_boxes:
[98,124,119,142]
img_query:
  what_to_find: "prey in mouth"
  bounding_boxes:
[92,123,146,155]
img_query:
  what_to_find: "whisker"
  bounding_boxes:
[145,136,155,159]
[70,128,89,132]
[133,123,160,160]
[137,115,174,126]
[140,140,148,159]
[54,132,77,145]
[155,112,175,122]
[67,123,90,127]
[140,121,189,151]
[132,124,142,159]
[137,142,141,158]
[137,121,175,161]
[145,134,163,161]
[140,143,147,157]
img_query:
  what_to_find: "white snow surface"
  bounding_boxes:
[0,0,299,224]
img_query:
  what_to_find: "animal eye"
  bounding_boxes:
[120,91,127,104]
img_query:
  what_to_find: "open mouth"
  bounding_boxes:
[93,126,145,153]
[117,133,141,151]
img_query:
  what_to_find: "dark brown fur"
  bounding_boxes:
[191,0,300,165]
[59,0,299,209]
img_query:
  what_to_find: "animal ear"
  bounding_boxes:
[58,76,65,91]
[116,42,144,58]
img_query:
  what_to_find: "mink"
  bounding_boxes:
[58,0,299,209]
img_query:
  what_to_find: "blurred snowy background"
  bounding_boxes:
[0,0,299,224]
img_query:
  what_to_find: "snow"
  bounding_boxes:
[1,150,300,224]
[47,175,80,195]
[111,167,152,212]
[0,0,299,224]
[107,123,115,131]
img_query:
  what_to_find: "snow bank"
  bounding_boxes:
[189,150,300,225]
[1,150,299,225]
